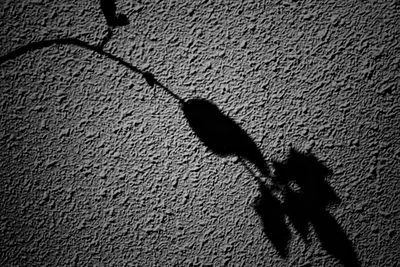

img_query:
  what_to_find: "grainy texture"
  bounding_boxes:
[0,0,399,266]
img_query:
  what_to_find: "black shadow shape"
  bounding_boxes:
[181,98,270,177]
[100,0,129,27]
[253,180,291,257]
[311,208,360,267]
[283,187,311,242]
[240,160,291,257]
[143,71,155,87]
[274,148,359,267]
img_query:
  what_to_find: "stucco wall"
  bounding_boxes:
[0,0,399,266]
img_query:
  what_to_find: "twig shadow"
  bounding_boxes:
[100,0,129,28]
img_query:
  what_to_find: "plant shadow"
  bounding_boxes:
[273,148,360,267]
[0,11,359,265]
[181,98,359,266]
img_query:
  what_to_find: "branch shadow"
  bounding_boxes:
[0,13,359,266]
[100,0,129,28]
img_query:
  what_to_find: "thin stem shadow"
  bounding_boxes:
[0,38,183,104]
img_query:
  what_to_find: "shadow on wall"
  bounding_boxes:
[270,149,359,266]
[253,179,291,258]
[182,98,270,178]
[100,0,129,28]
[0,38,360,267]
[0,3,359,266]
[99,0,129,48]
[181,98,359,266]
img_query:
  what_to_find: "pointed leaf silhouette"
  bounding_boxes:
[182,98,270,177]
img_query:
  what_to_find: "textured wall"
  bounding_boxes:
[0,0,399,266]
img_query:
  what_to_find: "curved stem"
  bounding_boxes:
[0,38,185,104]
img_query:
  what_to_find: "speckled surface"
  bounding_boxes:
[0,0,399,266]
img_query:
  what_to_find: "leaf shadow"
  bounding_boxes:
[273,148,360,267]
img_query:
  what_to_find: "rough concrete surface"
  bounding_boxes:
[0,0,399,266]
